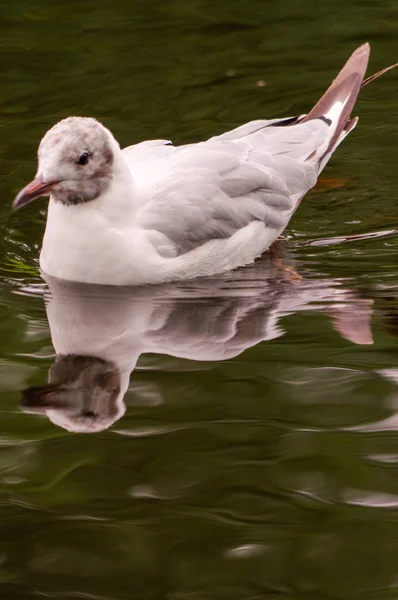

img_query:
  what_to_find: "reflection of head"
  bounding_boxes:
[21,355,125,433]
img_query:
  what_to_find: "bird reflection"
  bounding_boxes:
[23,356,122,431]
[21,252,373,433]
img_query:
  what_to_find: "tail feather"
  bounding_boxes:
[303,44,370,159]
[303,43,397,167]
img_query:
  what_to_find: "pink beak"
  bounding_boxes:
[12,177,59,211]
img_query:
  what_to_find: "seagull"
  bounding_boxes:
[21,255,373,433]
[13,43,396,285]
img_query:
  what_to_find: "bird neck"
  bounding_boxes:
[95,148,138,225]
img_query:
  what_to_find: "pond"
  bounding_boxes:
[1,0,398,598]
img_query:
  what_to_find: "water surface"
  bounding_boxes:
[1,0,398,598]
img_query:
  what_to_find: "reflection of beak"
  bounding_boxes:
[12,177,59,211]
[21,384,69,414]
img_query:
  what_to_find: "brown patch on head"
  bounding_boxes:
[103,145,114,166]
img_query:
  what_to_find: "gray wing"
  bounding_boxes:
[126,117,329,255]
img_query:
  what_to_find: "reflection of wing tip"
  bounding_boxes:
[330,299,374,346]
[348,333,374,346]
[333,325,374,346]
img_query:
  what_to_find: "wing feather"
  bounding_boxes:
[124,118,328,255]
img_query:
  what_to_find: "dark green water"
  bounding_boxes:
[1,1,398,598]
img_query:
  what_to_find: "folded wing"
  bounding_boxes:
[124,118,330,255]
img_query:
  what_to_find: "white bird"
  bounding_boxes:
[13,43,396,285]
[20,254,373,433]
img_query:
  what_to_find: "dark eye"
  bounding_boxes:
[77,152,90,165]
[81,409,96,418]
